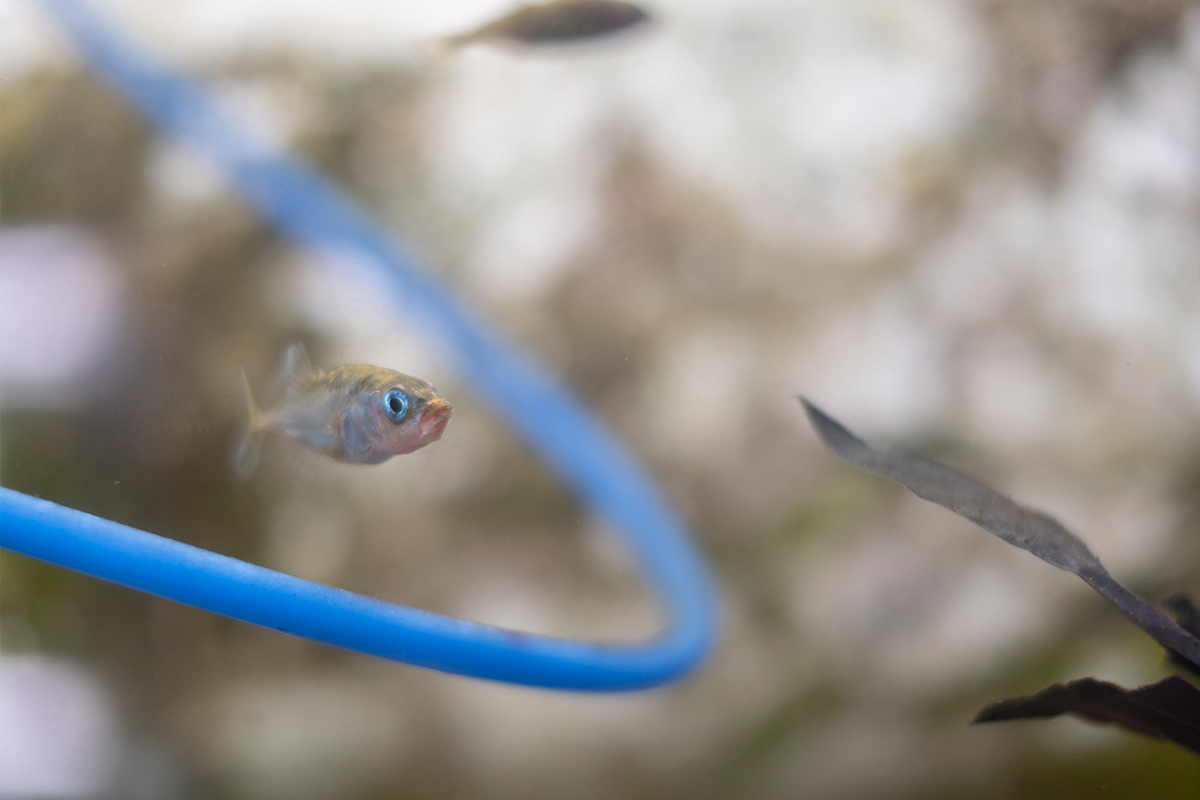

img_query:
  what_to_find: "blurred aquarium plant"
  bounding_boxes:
[802,399,1200,753]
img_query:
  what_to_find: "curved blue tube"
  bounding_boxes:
[0,0,719,691]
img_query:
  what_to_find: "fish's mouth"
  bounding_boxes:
[419,398,453,440]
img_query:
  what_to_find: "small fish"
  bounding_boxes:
[440,0,651,50]
[235,343,452,478]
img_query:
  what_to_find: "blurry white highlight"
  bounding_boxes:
[0,655,121,798]
[0,226,127,409]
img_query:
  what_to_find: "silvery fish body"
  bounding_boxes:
[236,343,452,477]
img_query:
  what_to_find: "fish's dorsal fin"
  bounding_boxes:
[271,341,316,402]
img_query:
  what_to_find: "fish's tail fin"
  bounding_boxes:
[425,29,485,57]
[232,370,266,481]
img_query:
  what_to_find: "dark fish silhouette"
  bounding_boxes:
[440,0,651,50]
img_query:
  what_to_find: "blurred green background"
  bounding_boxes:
[2,0,1199,797]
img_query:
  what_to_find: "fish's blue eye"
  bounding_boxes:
[383,389,409,422]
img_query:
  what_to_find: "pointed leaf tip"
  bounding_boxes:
[797,397,869,460]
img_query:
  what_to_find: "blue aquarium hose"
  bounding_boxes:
[0,0,718,691]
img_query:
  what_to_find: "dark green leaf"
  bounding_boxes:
[973,676,1200,754]
[799,398,1200,666]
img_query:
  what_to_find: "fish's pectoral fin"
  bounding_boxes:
[339,408,372,462]
[338,407,389,464]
